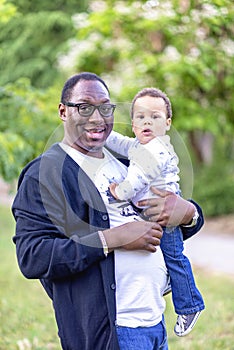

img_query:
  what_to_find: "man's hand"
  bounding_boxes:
[137,187,196,227]
[103,221,163,253]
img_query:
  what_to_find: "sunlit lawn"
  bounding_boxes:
[165,271,234,350]
[1,205,234,350]
[0,205,60,350]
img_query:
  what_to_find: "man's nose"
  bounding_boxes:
[88,108,104,122]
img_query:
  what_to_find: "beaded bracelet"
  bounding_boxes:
[98,231,109,257]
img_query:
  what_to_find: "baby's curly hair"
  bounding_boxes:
[131,87,172,119]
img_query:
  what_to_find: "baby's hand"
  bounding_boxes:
[109,183,119,199]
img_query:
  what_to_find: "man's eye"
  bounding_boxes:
[79,105,94,114]
[101,106,111,112]
[80,104,92,111]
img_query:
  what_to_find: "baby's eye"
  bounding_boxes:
[136,114,145,119]
[152,114,160,119]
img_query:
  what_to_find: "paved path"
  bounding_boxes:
[185,224,234,277]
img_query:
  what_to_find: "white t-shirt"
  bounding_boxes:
[59,143,168,327]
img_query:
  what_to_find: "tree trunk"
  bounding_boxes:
[189,130,214,164]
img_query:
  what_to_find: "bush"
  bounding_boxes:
[193,159,234,217]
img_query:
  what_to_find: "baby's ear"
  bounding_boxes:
[166,118,172,131]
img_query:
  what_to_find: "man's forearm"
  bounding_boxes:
[101,221,163,253]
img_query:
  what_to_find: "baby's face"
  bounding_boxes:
[132,96,171,144]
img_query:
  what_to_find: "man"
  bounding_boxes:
[12,72,203,350]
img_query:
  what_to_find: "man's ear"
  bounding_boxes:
[166,118,172,131]
[59,103,67,121]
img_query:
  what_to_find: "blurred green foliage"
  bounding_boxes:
[193,152,234,217]
[7,0,89,14]
[0,11,75,88]
[0,0,16,23]
[68,0,234,136]
[0,78,60,180]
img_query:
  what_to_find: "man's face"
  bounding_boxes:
[132,96,171,144]
[59,79,114,157]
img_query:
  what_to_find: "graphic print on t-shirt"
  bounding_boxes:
[96,162,141,226]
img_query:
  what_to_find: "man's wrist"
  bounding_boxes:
[181,208,199,228]
[98,231,109,257]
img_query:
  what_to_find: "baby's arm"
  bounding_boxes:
[106,130,135,157]
[109,160,149,201]
[109,182,119,199]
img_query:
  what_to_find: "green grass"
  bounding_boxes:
[165,272,234,350]
[0,206,60,350]
[1,205,234,349]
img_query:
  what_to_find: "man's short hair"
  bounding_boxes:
[61,72,110,103]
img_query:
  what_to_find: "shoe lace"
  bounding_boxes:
[177,315,188,331]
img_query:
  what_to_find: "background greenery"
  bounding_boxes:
[1,205,234,349]
[0,0,234,213]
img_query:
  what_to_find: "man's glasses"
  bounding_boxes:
[63,102,116,118]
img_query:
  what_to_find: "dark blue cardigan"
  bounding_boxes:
[12,143,203,350]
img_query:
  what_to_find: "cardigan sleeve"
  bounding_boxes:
[181,199,204,241]
[12,161,107,280]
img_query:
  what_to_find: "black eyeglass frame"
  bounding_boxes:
[63,102,116,117]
